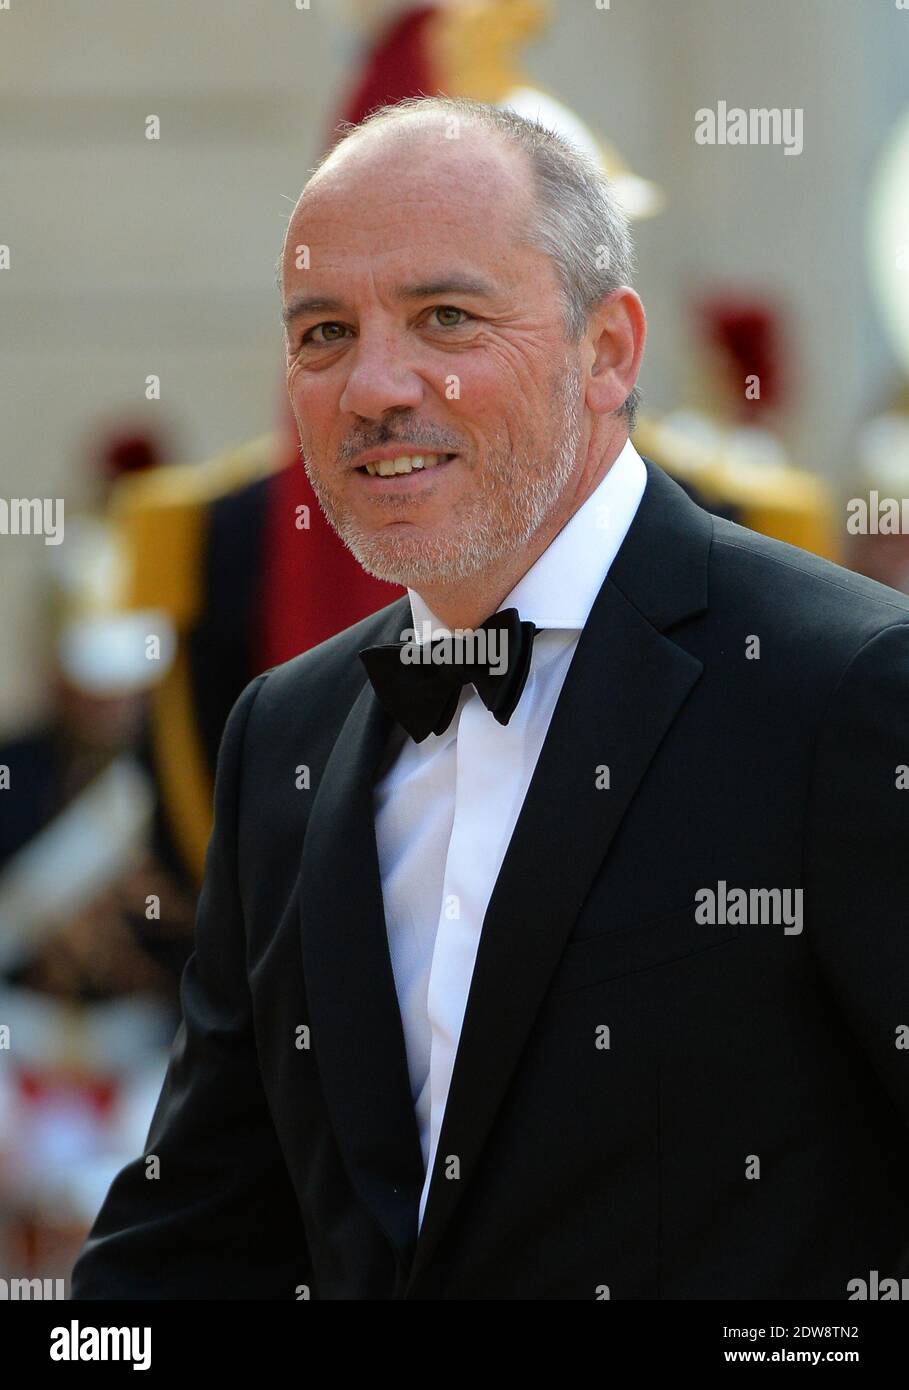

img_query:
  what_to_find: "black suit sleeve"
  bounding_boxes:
[70,673,312,1299]
[805,619,909,1134]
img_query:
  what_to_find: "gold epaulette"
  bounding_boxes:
[109,433,282,630]
[634,416,840,563]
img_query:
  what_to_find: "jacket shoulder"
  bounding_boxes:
[710,514,909,631]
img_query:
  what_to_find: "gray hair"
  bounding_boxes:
[296,94,642,430]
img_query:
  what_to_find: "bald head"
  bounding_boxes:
[283,111,537,292]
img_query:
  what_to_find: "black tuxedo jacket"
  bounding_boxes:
[71,457,909,1300]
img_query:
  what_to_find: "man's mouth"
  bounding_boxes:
[355,452,458,477]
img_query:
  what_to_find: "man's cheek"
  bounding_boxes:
[286,384,312,440]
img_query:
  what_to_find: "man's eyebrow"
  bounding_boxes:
[281,275,499,329]
[282,294,346,327]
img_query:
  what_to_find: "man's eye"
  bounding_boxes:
[429,306,471,328]
[301,322,349,346]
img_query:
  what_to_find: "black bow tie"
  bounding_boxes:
[359,607,540,743]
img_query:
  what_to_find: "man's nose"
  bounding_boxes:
[339,333,425,419]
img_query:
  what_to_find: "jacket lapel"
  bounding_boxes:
[404,459,714,1292]
[297,597,426,1277]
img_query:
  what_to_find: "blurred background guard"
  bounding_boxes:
[634,295,839,560]
[107,0,836,896]
[0,430,196,1283]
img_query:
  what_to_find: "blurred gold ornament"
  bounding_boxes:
[428,0,664,218]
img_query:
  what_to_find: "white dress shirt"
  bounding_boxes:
[371,437,648,1229]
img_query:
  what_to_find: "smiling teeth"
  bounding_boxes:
[364,454,447,476]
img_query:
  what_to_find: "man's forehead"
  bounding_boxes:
[281,120,544,308]
[292,119,530,230]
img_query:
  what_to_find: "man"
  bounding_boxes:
[71,96,909,1300]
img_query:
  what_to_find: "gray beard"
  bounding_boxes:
[302,363,584,588]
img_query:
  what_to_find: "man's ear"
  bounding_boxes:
[585,288,646,416]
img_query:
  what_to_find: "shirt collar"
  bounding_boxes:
[407,435,648,637]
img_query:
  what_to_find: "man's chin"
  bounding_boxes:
[342,532,479,589]
[350,550,461,589]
